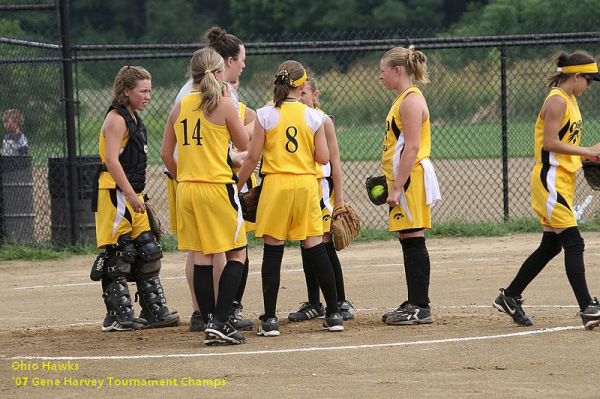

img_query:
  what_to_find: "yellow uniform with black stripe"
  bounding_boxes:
[175,91,246,253]
[256,99,323,240]
[95,110,150,248]
[233,101,257,232]
[531,87,582,228]
[314,109,334,232]
[382,86,432,232]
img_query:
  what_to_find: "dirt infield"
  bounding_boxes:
[2,234,600,398]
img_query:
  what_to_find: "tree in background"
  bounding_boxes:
[449,0,600,35]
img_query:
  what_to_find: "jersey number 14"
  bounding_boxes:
[180,118,203,146]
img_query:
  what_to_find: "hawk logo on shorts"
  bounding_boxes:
[393,212,404,219]
[323,215,331,221]
[383,145,388,152]
[143,144,149,153]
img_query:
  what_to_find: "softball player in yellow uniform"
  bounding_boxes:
[494,51,600,330]
[378,46,441,326]
[230,79,258,233]
[168,27,254,334]
[288,76,355,323]
[93,66,179,332]
[236,61,343,336]
[161,48,249,345]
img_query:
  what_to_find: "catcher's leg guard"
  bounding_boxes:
[102,234,137,329]
[132,232,180,328]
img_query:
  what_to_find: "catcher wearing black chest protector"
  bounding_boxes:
[91,66,179,332]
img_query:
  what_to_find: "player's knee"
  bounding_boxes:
[104,233,136,279]
[134,231,163,261]
[541,232,563,258]
[558,227,584,254]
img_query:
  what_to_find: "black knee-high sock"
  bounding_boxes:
[214,261,245,323]
[304,243,339,315]
[234,252,249,304]
[193,264,215,323]
[400,237,430,306]
[505,232,562,297]
[262,244,285,319]
[325,241,346,303]
[301,245,321,305]
[558,227,592,311]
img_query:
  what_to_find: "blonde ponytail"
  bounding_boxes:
[188,48,225,114]
[382,45,429,84]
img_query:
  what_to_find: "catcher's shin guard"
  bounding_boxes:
[132,232,179,327]
[101,234,137,326]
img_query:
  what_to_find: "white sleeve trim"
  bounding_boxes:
[174,80,193,104]
[305,107,324,133]
[257,106,280,131]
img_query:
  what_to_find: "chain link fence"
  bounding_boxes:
[2,4,600,246]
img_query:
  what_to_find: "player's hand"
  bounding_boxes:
[586,143,600,158]
[386,187,401,208]
[221,83,231,98]
[128,194,145,214]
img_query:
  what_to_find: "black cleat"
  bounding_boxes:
[101,313,148,332]
[323,312,344,332]
[338,301,355,321]
[385,304,434,325]
[382,301,409,322]
[204,319,245,345]
[229,301,254,331]
[288,302,325,322]
[257,315,280,337]
[189,311,206,332]
[493,288,533,327]
[581,297,600,331]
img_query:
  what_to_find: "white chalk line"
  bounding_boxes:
[10,257,499,291]
[5,325,582,361]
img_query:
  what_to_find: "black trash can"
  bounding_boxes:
[48,155,100,247]
[0,155,35,244]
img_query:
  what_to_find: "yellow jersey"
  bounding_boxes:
[174,91,236,183]
[534,87,583,173]
[382,86,431,182]
[257,99,324,175]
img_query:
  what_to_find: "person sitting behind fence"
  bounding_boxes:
[2,109,28,156]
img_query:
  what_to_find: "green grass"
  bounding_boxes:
[6,217,600,261]
[0,241,101,262]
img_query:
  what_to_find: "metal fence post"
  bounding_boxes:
[58,0,80,244]
[500,45,509,221]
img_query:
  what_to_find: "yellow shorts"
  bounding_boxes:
[255,174,323,241]
[531,163,577,228]
[176,182,246,254]
[387,165,431,232]
[166,176,178,235]
[95,189,150,248]
[318,176,335,233]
